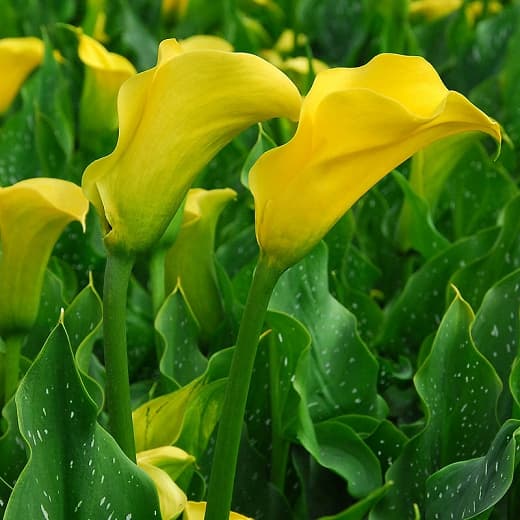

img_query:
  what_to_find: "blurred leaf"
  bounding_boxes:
[33,35,75,180]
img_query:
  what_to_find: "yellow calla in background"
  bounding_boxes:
[0,37,44,114]
[249,53,501,272]
[162,0,189,21]
[164,188,236,340]
[179,35,233,52]
[82,38,301,256]
[409,0,502,21]
[77,32,136,149]
[0,178,89,335]
[183,501,252,520]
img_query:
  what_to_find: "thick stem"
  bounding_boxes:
[3,333,24,404]
[205,257,281,520]
[103,251,136,462]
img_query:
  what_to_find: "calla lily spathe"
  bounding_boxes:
[0,37,44,114]
[164,188,236,339]
[249,53,501,272]
[137,446,195,520]
[0,178,89,335]
[78,32,136,148]
[82,38,301,255]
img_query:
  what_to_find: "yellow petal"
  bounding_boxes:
[138,462,187,520]
[183,501,253,520]
[250,54,501,272]
[164,188,236,339]
[0,37,44,114]
[78,33,136,146]
[0,179,89,335]
[137,446,195,480]
[82,38,301,255]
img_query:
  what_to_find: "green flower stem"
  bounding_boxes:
[149,248,167,362]
[205,256,281,520]
[3,333,24,404]
[269,334,290,492]
[103,251,136,462]
[150,248,167,317]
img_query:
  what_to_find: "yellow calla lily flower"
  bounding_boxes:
[139,462,187,520]
[0,37,44,114]
[82,38,301,255]
[183,501,252,520]
[249,53,501,272]
[137,446,195,520]
[164,188,236,339]
[137,446,195,478]
[0,178,89,335]
[78,32,136,148]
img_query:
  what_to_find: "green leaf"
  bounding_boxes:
[240,123,276,189]
[449,195,520,310]
[371,292,502,518]
[245,310,311,453]
[33,35,75,180]
[23,269,67,360]
[471,268,520,421]
[314,419,382,498]
[270,241,385,422]
[63,278,104,411]
[377,227,497,357]
[133,348,232,457]
[5,319,160,519]
[155,288,207,389]
[425,420,520,520]
[393,170,450,259]
[318,481,393,520]
[0,398,26,517]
